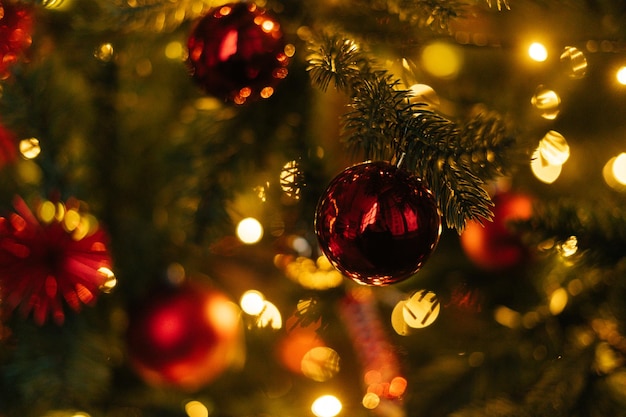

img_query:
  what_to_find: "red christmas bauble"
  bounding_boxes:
[126,282,242,391]
[315,161,442,286]
[0,0,33,78]
[187,3,290,104]
[460,192,533,270]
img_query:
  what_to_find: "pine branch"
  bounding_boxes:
[307,35,522,231]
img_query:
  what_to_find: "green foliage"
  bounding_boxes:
[307,34,521,231]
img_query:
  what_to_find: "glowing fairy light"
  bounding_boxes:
[612,153,626,184]
[539,130,570,166]
[240,290,266,316]
[421,41,463,79]
[19,138,41,159]
[604,153,626,190]
[528,42,548,62]
[549,287,568,315]
[531,147,562,184]
[617,66,626,85]
[311,395,342,417]
[185,400,209,417]
[236,217,264,244]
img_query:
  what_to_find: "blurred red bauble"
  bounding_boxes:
[0,123,17,167]
[460,192,533,270]
[0,0,33,78]
[126,282,243,391]
[0,196,115,325]
[187,3,290,104]
[315,161,442,286]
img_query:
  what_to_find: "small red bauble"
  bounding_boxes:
[126,282,242,391]
[187,3,290,104]
[460,192,533,270]
[0,0,33,78]
[315,161,442,286]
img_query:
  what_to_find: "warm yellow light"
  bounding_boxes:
[558,236,579,257]
[612,152,626,184]
[531,148,562,184]
[98,267,117,293]
[311,395,342,417]
[19,138,41,159]
[236,217,264,244]
[165,41,184,60]
[185,400,209,417]
[362,392,380,409]
[421,41,462,79]
[603,156,621,189]
[539,130,570,166]
[528,42,548,62]
[494,305,521,328]
[560,46,587,79]
[301,346,341,382]
[531,87,560,120]
[256,300,282,329]
[617,66,626,85]
[94,43,114,62]
[549,288,568,315]
[402,290,440,329]
[240,290,266,316]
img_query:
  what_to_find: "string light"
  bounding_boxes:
[528,42,548,62]
[617,66,626,85]
[240,290,266,316]
[236,217,264,244]
[311,395,342,417]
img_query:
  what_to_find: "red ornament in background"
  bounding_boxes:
[460,192,533,270]
[126,281,243,391]
[315,161,442,286]
[0,0,33,78]
[0,196,115,325]
[187,3,290,104]
[0,123,17,167]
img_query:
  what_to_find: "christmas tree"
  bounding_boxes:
[1,0,626,416]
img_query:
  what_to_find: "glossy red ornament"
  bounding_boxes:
[315,161,442,286]
[187,3,290,104]
[0,0,33,78]
[126,282,242,391]
[460,192,533,270]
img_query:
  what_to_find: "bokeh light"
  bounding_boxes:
[549,287,568,315]
[236,217,264,244]
[531,87,560,120]
[185,400,209,417]
[19,137,41,159]
[421,41,463,79]
[539,130,570,166]
[311,395,342,417]
[617,66,626,85]
[528,42,548,62]
[256,300,282,329]
[94,43,114,62]
[531,147,562,184]
[301,346,341,382]
[401,290,440,329]
[612,153,626,184]
[240,290,266,316]
[560,46,587,78]
[603,153,626,190]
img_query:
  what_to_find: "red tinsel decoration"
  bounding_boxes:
[0,196,115,325]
